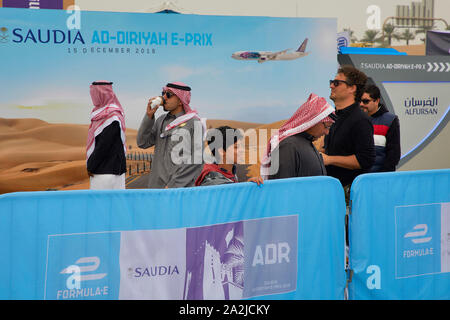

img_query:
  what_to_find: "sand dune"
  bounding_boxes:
[0,117,326,193]
[0,117,276,194]
[0,118,140,194]
[206,119,263,131]
[1,117,326,193]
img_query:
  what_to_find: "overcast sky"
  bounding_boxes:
[77,0,450,44]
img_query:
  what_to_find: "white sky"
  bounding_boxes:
[76,0,450,45]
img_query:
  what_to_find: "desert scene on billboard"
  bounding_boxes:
[0,8,336,193]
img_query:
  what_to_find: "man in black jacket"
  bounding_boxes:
[322,66,375,190]
[87,81,127,189]
[360,84,401,172]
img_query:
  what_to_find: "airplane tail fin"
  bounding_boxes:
[296,38,308,52]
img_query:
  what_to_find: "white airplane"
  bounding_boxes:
[231,38,309,63]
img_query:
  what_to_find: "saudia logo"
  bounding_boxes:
[128,265,180,278]
[11,28,85,44]
[402,224,434,259]
[0,27,9,43]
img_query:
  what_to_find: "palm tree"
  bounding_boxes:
[361,29,380,45]
[400,29,416,45]
[382,23,398,46]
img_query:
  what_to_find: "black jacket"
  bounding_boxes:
[87,121,126,175]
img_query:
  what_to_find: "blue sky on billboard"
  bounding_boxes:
[0,9,337,128]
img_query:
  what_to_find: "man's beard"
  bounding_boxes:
[330,93,336,102]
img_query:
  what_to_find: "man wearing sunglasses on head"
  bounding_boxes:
[137,81,204,189]
[321,65,375,197]
[360,84,400,172]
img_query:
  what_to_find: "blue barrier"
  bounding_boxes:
[348,169,450,299]
[339,47,407,55]
[0,176,346,300]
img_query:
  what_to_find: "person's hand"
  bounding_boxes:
[320,152,330,165]
[248,176,264,186]
[146,96,162,119]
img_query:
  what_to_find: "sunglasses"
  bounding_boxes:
[361,99,375,104]
[162,91,175,99]
[329,79,351,87]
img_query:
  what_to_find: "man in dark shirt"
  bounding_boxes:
[260,93,336,180]
[322,66,375,189]
[360,84,401,172]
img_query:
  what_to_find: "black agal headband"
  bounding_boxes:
[92,81,113,85]
[166,83,191,91]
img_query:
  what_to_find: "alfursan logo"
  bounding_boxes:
[403,224,434,259]
[57,256,109,300]
[11,28,85,44]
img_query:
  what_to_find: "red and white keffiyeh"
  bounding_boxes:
[162,82,206,133]
[86,81,126,161]
[260,93,335,179]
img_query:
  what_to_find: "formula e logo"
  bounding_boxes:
[60,256,107,289]
[404,224,432,244]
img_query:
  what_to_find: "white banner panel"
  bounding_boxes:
[119,229,187,300]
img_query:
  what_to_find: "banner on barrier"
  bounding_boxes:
[395,203,450,279]
[349,169,450,300]
[0,177,346,300]
[44,215,298,300]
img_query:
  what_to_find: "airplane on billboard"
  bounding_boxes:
[231,38,309,63]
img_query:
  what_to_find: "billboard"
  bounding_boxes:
[0,7,337,193]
